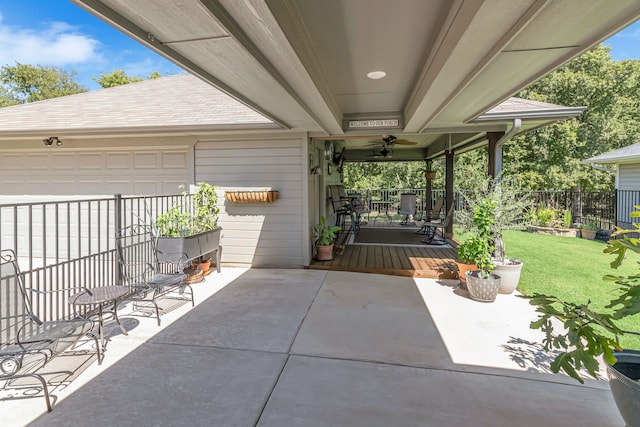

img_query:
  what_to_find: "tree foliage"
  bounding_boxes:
[507,45,640,191]
[93,69,161,88]
[0,62,87,105]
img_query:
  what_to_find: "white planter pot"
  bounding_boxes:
[492,259,523,294]
[465,271,501,302]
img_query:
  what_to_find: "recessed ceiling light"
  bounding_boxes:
[367,71,386,80]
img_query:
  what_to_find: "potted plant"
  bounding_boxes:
[527,209,640,426]
[455,237,480,290]
[154,182,222,270]
[580,222,598,240]
[314,215,341,261]
[463,196,501,302]
[458,176,528,294]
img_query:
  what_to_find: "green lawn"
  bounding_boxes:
[501,230,640,349]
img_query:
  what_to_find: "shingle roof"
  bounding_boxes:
[475,97,586,121]
[0,74,274,135]
[582,142,640,164]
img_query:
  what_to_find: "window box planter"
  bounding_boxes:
[156,226,222,270]
[224,190,279,204]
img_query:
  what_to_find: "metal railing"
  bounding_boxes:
[346,188,625,230]
[0,193,190,321]
[1,188,636,320]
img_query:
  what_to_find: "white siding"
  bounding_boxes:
[195,135,309,267]
[618,163,640,227]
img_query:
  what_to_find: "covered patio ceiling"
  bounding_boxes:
[72,0,640,161]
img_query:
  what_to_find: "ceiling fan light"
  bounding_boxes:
[367,71,386,80]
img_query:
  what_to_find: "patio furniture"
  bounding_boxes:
[328,184,354,229]
[421,206,455,245]
[0,249,101,412]
[116,224,193,326]
[398,193,417,225]
[416,197,445,234]
[69,285,130,351]
[417,196,444,223]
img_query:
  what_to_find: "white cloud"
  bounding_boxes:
[0,15,100,66]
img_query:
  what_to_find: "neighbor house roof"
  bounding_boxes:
[474,97,586,122]
[582,142,640,165]
[0,74,276,138]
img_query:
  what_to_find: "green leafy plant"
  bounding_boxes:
[155,182,219,237]
[457,176,530,263]
[456,236,484,264]
[563,208,572,228]
[472,197,497,275]
[580,222,598,231]
[527,207,640,383]
[536,207,556,227]
[314,216,341,246]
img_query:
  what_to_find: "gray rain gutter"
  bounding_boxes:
[494,118,521,176]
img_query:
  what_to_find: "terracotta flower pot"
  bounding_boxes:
[192,258,212,275]
[455,261,477,290]
[315,244,334,261]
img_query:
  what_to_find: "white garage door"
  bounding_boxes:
[0,147,191,196]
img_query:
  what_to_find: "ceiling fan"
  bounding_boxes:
[366,134,418,147]
[368,146,393,158]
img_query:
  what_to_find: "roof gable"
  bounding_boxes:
[0,74,275,137]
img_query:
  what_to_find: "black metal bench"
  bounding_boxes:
[0,249,101,412]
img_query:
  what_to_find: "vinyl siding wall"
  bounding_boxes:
[617,163,640,227]
[195,135,309,267]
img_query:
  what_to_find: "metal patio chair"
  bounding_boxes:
[416,196,444,233]
[421,206,455,245]
[0,249,101,412]
[116,224,192,326]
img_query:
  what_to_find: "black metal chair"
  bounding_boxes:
[116,224,192,326]
[421,206,455,245]
[417,197,445,234]
[0,249,101,412]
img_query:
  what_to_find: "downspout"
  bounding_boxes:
[494,118,522,176]
[589,163,613,173]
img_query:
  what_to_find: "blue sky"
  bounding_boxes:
[0,1,639,91]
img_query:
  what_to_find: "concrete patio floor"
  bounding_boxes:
[1,268,624,426]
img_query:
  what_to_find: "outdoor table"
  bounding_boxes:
[69,285,130,351]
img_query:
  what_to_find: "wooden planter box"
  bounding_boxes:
[156,226,222,263]
[224,190,279,204]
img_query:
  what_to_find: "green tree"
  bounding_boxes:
[93,69,162,88]
[0,62,87,104]
[507,45,640,191]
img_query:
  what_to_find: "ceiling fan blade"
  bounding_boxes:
[392,139,417,145]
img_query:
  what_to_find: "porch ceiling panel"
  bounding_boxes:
[434,48,576,128]
[72,0,640,155]
[402,0,542,133]
[101,0,229,42]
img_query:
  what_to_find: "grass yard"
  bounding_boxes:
[501,230,640,350]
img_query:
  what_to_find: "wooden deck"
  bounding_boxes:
[309,243,458,279]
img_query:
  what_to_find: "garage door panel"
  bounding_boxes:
[78,153,105,169]
[163,151,189,169]
[0,148,190,196]
[134,152,161,169]
[106,153,131,169]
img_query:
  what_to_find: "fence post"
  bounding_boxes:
[114,193,122,286]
